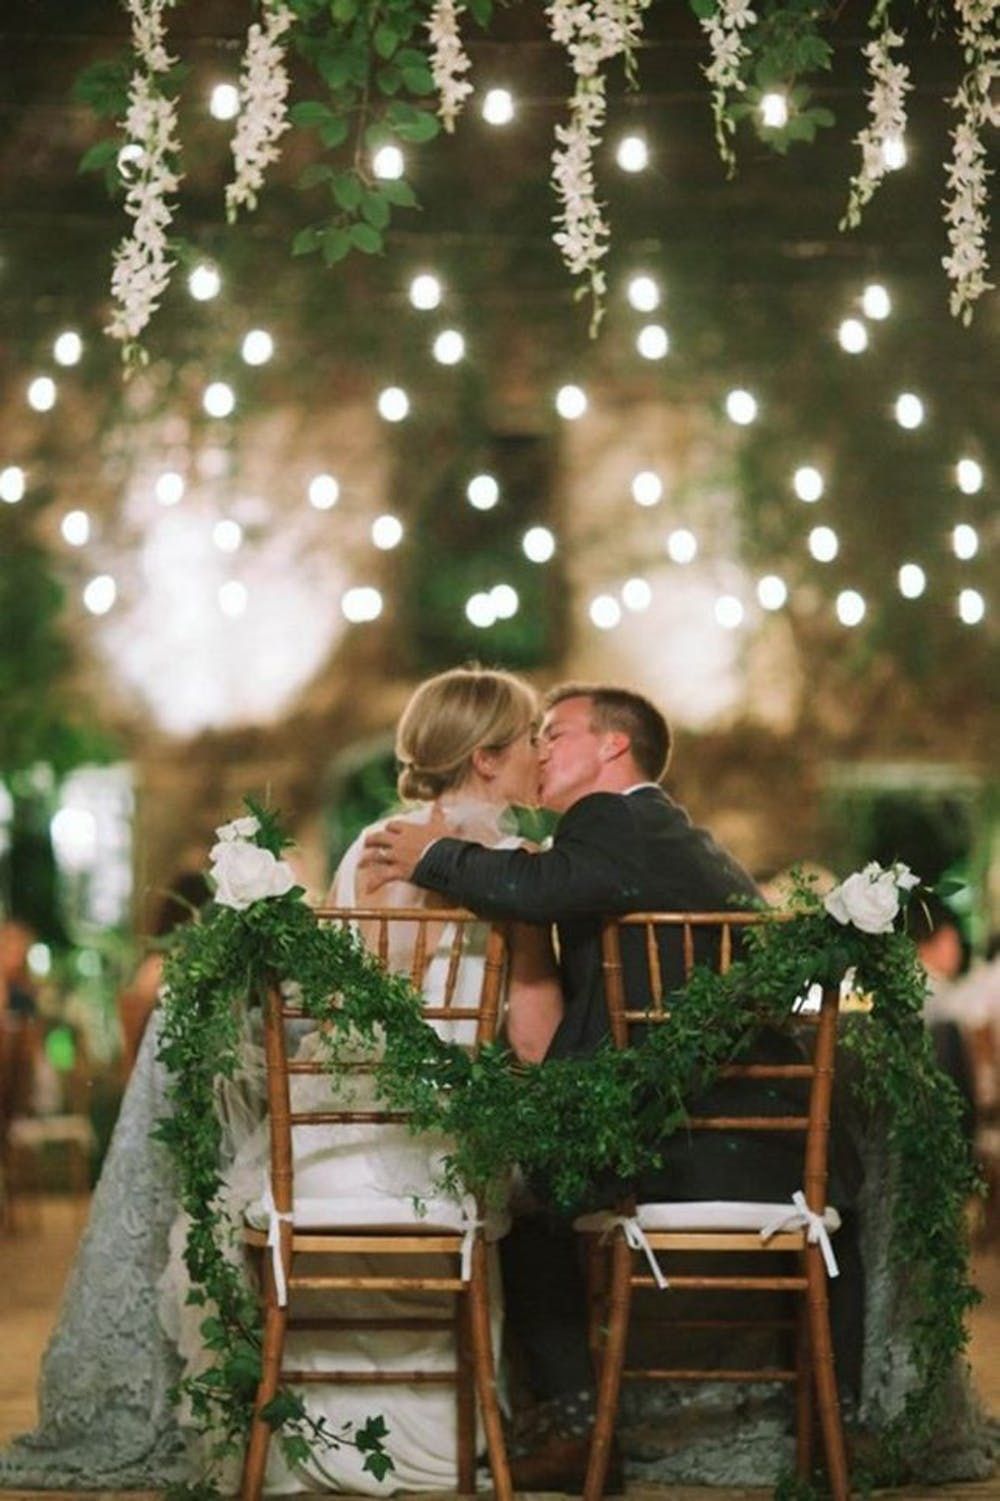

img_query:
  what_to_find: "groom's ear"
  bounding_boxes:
[471,745,497,780]
[600,731,631,763]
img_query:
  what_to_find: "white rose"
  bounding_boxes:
[215,814,261,843]
[209,839,295,911]
[824,868,900,934]
[891,861,920,892]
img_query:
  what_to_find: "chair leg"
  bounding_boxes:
[794,1277,814,1479]
[455,1290,476,1495]
[804,1244,850,1501]
[241,1255,288,1501]
[584,1232,632,1501]
[468,1236,512,1501]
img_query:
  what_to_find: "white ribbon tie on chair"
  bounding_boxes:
[760,1190,840,1278]
[608,1214,670,1289]
[262,1188,295,1306]
[459,1212,483,1282]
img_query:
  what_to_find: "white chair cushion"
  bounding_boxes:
[245,1192,476,1234]
[575,1200,840,1234]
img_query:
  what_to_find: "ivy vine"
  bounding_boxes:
[156,811,977,1496]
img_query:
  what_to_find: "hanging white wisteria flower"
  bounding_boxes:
[841,24,911,230]
[942,0,998,324]
[548,0,652,332]
[105,0,182,353]
[427,0,474,133]
[225,1,296,222]
[699,0,758,170]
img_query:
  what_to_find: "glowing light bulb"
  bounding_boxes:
[898,563,926,598]
[218,580,248,617]
[862,283,891,320]
[467,473,500,511]
[631,471,662,507]
[481,88,514,125]
[308,474,340,510]
[666,528,697,564]
[0,466,26,503]
[490,583,519,619]
[555,384,587,420]
[209,82,240,120]
[956,458,983,494]
[838,318,868,354]
[958,588,985,625]
[725,388,757,425]
[241,329,274,365]
[465,592,496,628]
[117,143,145,179]
[203,382,235,418]
[212,519,243,553]
[83,574,116,615]
[377,386,409,421]
[155,471,185,506]
[952,523,979,560]
[27,376,57,412]
[760,92,788,127]
[371,514,403,549]
[636,324,669,360]
[53,330,82,366]
[373,144,404,179]
[836,589,866,627]
[882,135,907,171]
[342,587,383,623]
[627,275,660,312]
[808,525,839,562]
[616,135,648,172]
[589,594,622,629]
[714,595,744,629]
[432,329,465,365]
[188,263,222,301]
[757,574,787,610]
[793,465,824,503]
[522,526,555,562]
[894,392,924,429]
[61,510,90,547]
[409,273,442,310]
[622,577,652,611]
[50,808,97,870]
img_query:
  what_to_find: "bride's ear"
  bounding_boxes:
[470,745,498,781]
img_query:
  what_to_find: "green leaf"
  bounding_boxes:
[465,0,493,25]
[321,227,353,264]
[393,110,439,143]
[297,162,336,189]
[362,190,391,229]
[396,47,429,70]
[289,100,335,127]
[349,222,383,254]
[330,0,359,19]
[292,225,322,256]
[402,65,435,95]
[78,138,119,175]
[688,0,716,19]
[374,23,399,59]
[72,56,131,117]
[332,172,363,210]
[319,115,350,148]
[378,177,418,208]
[377,64,403,96]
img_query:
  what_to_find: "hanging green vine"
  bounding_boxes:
[156,804,978,1495]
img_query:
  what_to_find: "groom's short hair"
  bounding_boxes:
[544,683,671,781]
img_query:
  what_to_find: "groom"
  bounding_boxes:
[361,683,813,1482]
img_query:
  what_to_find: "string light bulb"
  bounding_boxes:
[956,458,983,494]
[432,329,465,364]
[241,329,274,365]
[882,135,907,170]
[666,528,697,564]
[203,382,235,417]
[894,393,924,429]
[308,474,340,510]
[808,525,839,562]
[958,589,985,625]
[481,88,514,125]
[212,519,243,553]
[83,574,116,615]
[53,330,83,366]
[589,594,622,629]
[757,574,788,610]
[522,526,555,562]
[27,376,57,411]
[615,135,648,172]
[490,583,519,619]
[636,324,669,360]
[555,384,587,420]
[898,563,926,598]
[952,523,979,560]
[838,318,868,353]
[793,465,824,503]
[626,275,660,312]
[725,389,757,425]
[0,466,26,503]
[760,92,788,127]
[465,592,496,628]
[714,595,744,629]
[342,587,383,623]
[622,577,652,611]
[377,386,409,421]
[209,83,240,120]
[409,273,442,310]
[61,510,90,547]
[188,263,222,301]
[371,514,403,549]
[373,144,404,179]
[862,283,891,320]
[155,470,185,506]
[467,473,500,510]
[631,471,662,507]
[836,589,866,626]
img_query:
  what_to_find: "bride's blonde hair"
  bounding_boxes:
[396,667,537,802]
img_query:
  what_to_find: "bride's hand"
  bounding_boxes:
[359,806,451,888]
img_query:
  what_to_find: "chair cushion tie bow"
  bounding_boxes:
[760,1190,840,1278]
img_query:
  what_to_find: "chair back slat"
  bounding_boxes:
[264,907,510,1215]
[599,911,839,1216]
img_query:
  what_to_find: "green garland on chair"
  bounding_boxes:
[155,802,979,1498]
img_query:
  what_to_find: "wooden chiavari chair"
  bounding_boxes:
[240,906,512,1501]
[575,912,849,1501]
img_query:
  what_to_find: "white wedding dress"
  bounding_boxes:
[160,799,517,1495]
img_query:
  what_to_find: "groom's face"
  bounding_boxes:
[537,696,606,813]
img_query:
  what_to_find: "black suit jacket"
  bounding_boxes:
[414,786,761,1060]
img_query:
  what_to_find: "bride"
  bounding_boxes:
[164,665,564,1493]
[0,666,560,1493]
